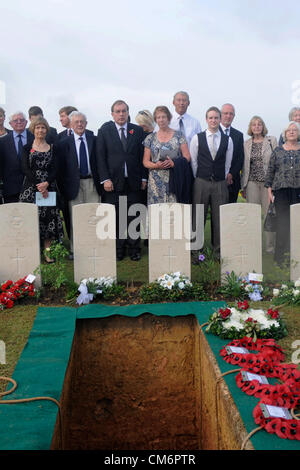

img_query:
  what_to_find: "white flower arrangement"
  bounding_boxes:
[156,272,192,290]
[206,301,287,340]
[76,276,116,305]
[272,278,300,306]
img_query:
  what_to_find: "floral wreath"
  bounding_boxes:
[220,337,300,441]
[235,365,300,408]
[220,337,285,370]
[253,401,300,440]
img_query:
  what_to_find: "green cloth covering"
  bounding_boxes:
[0,301,299,450]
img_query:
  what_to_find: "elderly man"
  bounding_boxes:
[169,91,202,148]
[97,100,146,261]
[28,105,58,144]
[0,111,34,203]
[58,106,78,139]
[58,111,101,255]
[220,103,244,203]
[191,106,233,256]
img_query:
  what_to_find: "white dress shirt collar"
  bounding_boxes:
[220,123,231,134]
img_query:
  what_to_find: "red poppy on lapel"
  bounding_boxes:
[129,129,134,135]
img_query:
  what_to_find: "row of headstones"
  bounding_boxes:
[1,202,300,288]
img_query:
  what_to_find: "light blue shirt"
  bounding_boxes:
[13,130,27,153]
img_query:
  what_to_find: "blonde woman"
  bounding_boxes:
[241,116,277,253]
[135,110,155,135]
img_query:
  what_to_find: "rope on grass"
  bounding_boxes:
[0,376,63,449]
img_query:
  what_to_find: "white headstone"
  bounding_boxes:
[0,203,41,286]
[148,203,192,283]
[220,203,262,279]
[290,204,300,281]
[73,203,116,283]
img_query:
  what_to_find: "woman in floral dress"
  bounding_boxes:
[143,106,191,204]
[19,116,63,262]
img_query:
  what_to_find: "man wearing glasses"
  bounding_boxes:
[0,111,33,203]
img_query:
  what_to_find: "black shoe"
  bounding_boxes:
[130,253,141,261]
[117,253,124,261]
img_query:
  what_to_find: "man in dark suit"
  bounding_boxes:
[0,111,34,203]
[57,111,101,256]
[57,106,78,140]
[96,100,147,261]
[28,106,58,144]
[220,103,244,203]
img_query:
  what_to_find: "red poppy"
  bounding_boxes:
[238,300,249,310]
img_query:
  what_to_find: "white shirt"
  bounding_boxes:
[190,129,233,179]
[169,111,202,148]
[115,122,128,177]
[73,131,91,175]
[220,123,231,136]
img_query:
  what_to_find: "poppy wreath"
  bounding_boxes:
[220,337,300,441]
[253,401,300,440]
[235,365,300,408]
[220,336,285,371]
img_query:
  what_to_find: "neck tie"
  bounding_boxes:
[225,128,229,136]
[17,134,23,159]
[179,117,185,136]
[120,127,127,152]
[211,133,217,160]
[79,137,88,177]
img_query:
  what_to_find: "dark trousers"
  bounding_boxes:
[103,180,142,257]
[193,177,229,253]
[4,193,20,204]
[274,187,300,265]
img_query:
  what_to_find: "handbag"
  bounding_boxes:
[264,201,276,232]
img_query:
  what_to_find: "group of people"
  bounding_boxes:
[0,94,300,267]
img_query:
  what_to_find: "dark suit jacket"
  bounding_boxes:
[57,130,101,201]
[221,126,244,193]
[96,120,146,192]
[0,130,34,196]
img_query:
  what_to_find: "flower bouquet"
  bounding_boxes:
[0,277,35,309]
[272,278,300,306]
[218,271,265,301]
[156,272,192,290]
[76,276,116,305]
[206,300,287,340]
[139,272,207,303]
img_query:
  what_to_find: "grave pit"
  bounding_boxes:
[51,313,251,450]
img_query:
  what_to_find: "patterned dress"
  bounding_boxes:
[19,147,64,243]
[143,130,186,204]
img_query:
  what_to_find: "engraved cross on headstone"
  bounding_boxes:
[163,246,177,272]
[11,248,25,275]
[233,245,248,266]
[88,248,104,273]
